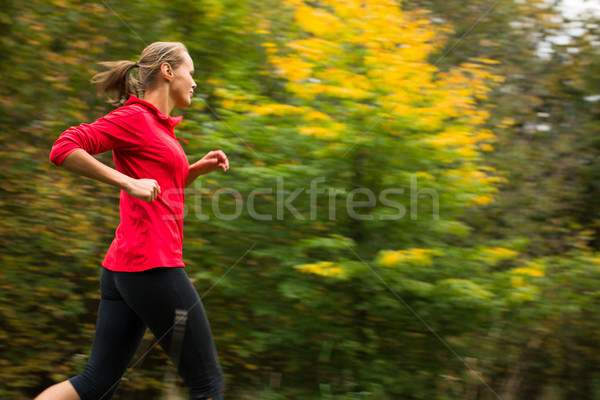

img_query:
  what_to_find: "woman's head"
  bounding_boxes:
[91,41,193,106]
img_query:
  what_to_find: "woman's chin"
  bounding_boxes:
[177,97,192,108]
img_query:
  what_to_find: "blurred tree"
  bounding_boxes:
[401,0,600,397]
[179,0,510,398]
[403,0,600,256]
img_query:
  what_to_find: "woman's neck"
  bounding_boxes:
[143,86,174,117]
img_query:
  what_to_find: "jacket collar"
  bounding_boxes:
[125,95,184,128]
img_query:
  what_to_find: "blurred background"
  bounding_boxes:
[1,0,600,398]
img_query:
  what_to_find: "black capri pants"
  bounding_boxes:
[69,266,224,400]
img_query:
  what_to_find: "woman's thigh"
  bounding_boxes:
[69,268,147,400]
[112,267,223,399]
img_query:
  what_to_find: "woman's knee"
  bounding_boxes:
[188,368,224,400]
[69,372,122,400]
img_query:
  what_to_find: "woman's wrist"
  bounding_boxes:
[189,160,208,176]
[118,175,134,192]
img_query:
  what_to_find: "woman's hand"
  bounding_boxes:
[192,150,229,175]
[123,178,161,202]
[185,150,229,188]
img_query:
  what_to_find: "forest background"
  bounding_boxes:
[2,0,600,399]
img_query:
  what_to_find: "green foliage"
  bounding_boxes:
[1,0,600,399]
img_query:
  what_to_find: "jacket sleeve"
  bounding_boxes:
[49,113,148,167]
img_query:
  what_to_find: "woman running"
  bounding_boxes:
[35,41,228,400]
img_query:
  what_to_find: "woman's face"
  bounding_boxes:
[170,52,197,108]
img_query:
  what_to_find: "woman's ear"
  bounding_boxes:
[161,62,174,82]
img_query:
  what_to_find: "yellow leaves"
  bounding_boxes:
[313,84,372,100]
[350,10,433,55]
[456,146,477,158]
[221,99,249,112]
[286,38,340,62]
[51,0,69,8]
[426,127,496,159]
[317,68,374,92]
[470,195,495,206]
[286,81,372,100]
[476,129,497,141]
[507,261,545,302]
[270,56,313,82]
[324,0,364,19]
[285,82,318,100]
[271,63,377,100]
[261,42,278,55]
[296,261,344,277]
[258,0,501,174]
[489,247,518,259]
[297,123,345,140]
[473,109,490,122]
[427,130,483,159]
[461,62,497,81]
[378,248,440,268]
[512,267,545,277]
[442,167,504,187]
[472,169,507,185]
[497,117,516,129]
[380,251,403,267]
[397,43,434,63]
[480,247,519,263]
[247,100,344,140]
[212,85,253,112]
[475,58,501,65]
[367,61,434,96]
[303,110,331,122]
[479,245,522,272]
[427,131,478,147]
[295,3,344,38]
[297,126,336,139]
[511,261,546,278]
[247,102,343,140]
[250,104,305,116]
[212,87,233,99]
[415,171,435,181]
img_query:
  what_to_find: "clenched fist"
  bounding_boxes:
[124,178,161,202]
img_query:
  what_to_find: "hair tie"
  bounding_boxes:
[133,62,139,68]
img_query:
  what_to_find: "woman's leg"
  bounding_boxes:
[69,297,147,399]
[34,380,79,400]
[113,267,224,400]
[37,267,147,400]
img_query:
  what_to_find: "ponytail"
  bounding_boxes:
[91,60,140,106]
[91,42,188,107]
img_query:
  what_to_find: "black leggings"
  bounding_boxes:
[69,267,224,400]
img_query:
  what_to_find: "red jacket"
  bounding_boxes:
[50,95,190,272]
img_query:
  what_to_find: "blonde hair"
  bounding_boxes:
[91,42,188,106]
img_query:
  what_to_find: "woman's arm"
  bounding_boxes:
[185,150,229,188]
[61,149,161,202]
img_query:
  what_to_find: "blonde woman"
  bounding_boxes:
[36,42,227,400]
